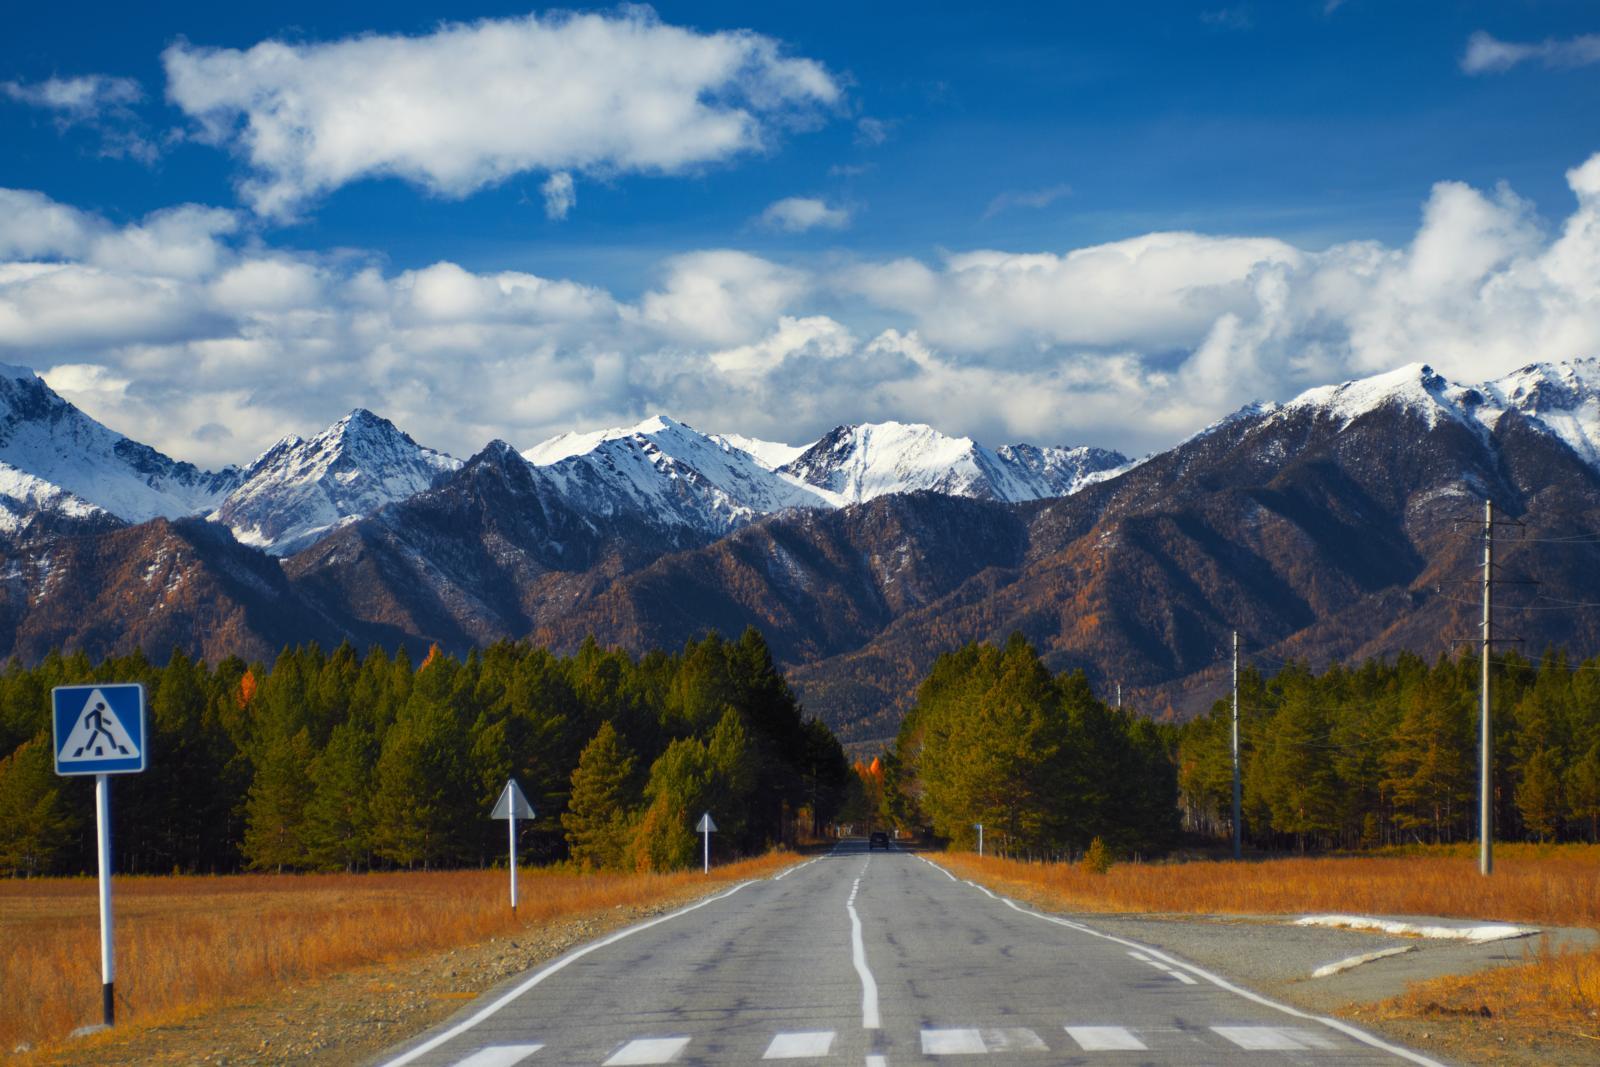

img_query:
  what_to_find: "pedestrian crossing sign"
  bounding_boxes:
[52,684,147,776]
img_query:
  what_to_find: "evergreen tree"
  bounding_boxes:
[563,721,639,869]
[0,735,76,875]
[241,725,314,871]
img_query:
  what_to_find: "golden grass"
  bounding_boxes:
[0,853,791,1053]
[937,844,1600,928]
[1376,941,1600,1042]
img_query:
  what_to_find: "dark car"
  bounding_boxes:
[869,831,890,850]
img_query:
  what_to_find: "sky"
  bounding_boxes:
[4,2,1600,468]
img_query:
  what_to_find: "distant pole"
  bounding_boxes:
[1481,499,1493,877]
[976,823,984,857]
[1116,682,1122,709]
[95,773,115,1026]
[1231,631,1242,861]
[703,824,710,874]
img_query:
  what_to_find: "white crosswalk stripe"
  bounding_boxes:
[978,1027,1047,1052]
[1065,1026,1148,1051]
[921,1028,988,1054]
[1212,1026,1340,1051]
[602,1036,692,1064]
[762,1030,836,1059]
[450,1046,544,1067]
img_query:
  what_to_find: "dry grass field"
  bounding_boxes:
[0,854,791,1055]
[939,844,1600,927]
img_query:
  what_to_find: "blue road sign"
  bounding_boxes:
[52,684,147,776]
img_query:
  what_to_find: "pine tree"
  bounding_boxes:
[304,721,376,871]
[0,736,76,875]
[562,722,639,869]
[242,725,314,872]
[1516,747,1563,842]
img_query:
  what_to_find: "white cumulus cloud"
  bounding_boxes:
[758,196,851,233]
[1462,30,1600,74]
[541,172,576,220]
[163,8,842,218]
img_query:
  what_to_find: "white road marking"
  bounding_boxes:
[847,875,881,1028]
[918,855,959,882]
[1170,970,1198,984]
[774,858,822,881]
[450,1046,544,1067]
[980,1027,1047,1052]
[763,1031,836,1059]
[865,1057,888,1067]
[602,1036,692,1064]
[1212,1026,1339,1051]
[921,1028,987,1054]
[1065,1026,1147,1051]
[1126,950,1153,962]
[376,882,754,1067]
[919,857,1446,1067]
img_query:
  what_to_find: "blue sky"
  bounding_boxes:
[3,2,1600,466]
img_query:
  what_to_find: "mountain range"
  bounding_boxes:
[2,359,1598,742]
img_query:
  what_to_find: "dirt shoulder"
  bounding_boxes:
[18,883,735,1067]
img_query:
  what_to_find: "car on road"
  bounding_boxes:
[869,831,890,849]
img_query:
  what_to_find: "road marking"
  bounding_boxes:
[764,1031,836,1059]
[376,882,755,1067]
[774,858,821,881]
[918,855,958,882]
[451,1046,544,1067]
[921,1028,987,1054]
[865,1057,888,1067]
[919,858,1446,1067]
[602,1036,692,1064]
[1065,1026,1147,1051]
[980,1027,1047,1052]
[1212,1026,1339,1051]
[847,875,881,1028]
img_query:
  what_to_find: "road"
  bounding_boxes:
[374,841,1443,1067]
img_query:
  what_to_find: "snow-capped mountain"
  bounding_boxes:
[779,421,1129,505]
[213,409,461,555]
[525,415,831,534]
[0,364,240,535]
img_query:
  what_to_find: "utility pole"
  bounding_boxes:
[1480,499,1493,877]
[1231,630,1242,861]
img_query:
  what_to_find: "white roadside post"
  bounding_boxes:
[51,683,147,1030]
[697,812,717,874]
[975,823,984,857]
[490,779,536,912]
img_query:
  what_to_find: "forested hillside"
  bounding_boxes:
[0,629,850,876]
[1179,650,1600,850]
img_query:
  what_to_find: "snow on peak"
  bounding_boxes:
[215,409,460,555]
[1450,357,1600,468]
[0,370,239,526]
[1281,363,1465,429]
[781,421,1127,505]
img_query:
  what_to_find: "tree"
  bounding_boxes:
[563,722,639,869]
[242,725,314,872]
[304,721,376,871]
[1516,747,1563,842]
[631,737,714,871]
[0,736,76,875]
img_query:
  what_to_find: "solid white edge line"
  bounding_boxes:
[773,857,821,881]
[377,880,756,1067]
[920,858,1446,1067]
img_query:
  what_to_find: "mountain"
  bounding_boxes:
[525,415,828,535]
[0,365,240,540]
[779,421,1128,505]
[212,409,460,555]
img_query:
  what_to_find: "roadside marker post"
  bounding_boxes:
[491,779,536,911]
[51,683,147,1029]
[975,823,984,857]
[696,812,717,874]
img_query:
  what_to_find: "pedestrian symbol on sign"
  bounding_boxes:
[59,690,140,763]
[53,684,146,776]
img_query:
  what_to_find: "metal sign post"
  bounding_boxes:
[490,779,536,911]
[52,683,147,1029]
[696,812,717,874]
[975,823,984,857]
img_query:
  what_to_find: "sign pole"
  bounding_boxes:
[95,772,115,1026]
[702,822,710,874]
[695,812,717,874]
[508,802,518,912]
[976,823,984,857]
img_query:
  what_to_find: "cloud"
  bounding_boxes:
[982,183,1072,220]
[757,196,851,233]
[163,8,841,218]
[541,172,576,220]
[1462,31,1600,74]
[1,74,157,162]
[1200,8,1253,31]
[6,150,1600,466]
[854,117,890,147]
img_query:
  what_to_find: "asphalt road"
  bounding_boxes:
[373,841,1444,1067]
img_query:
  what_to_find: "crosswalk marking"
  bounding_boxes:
[978,1028,1047,1052]
[922,1028,988,1054]
[451,1046,544,1067]
[602,1036,692,1065]
[1212,1026,1339,1051]
[763,1031,836,1059]
[1065,1026,1147,1051]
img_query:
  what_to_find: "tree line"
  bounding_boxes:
[0,629,851,876]
[1177,649,1600,849]
[882,635,1181,858]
